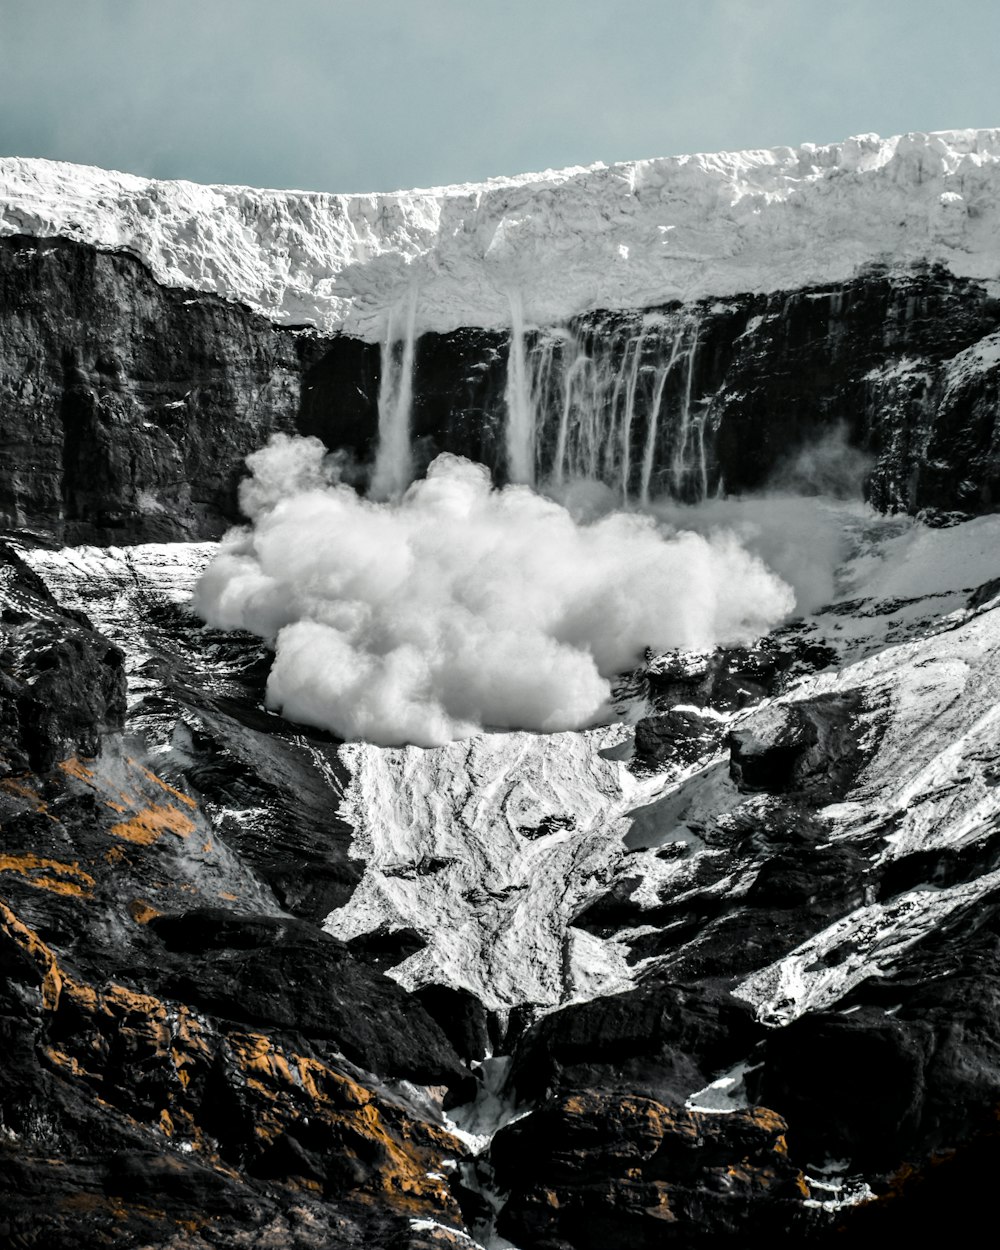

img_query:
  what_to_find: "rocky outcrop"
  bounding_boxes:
[750,912,1000,1172]
[491,1093,806,1250]
[632,709,724,772]
[504,981,759,1107]
[726,690,864,799]
[0,540,124,772]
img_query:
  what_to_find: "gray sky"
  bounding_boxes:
[1,0,998,193]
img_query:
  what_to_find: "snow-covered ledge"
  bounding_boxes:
[2,129,999,339]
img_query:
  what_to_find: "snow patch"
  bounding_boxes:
[325,724,659,1010]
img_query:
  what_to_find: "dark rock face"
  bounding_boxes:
[751,909,1000,1174]
[727,690,864,799]
[827,1107,1000,1246]
[505,982,760,1108]
[496,616,1000,1244]
[0,541,125,771]
[148,908,468,1087]
[413,984,494,1066]
[643,634,840,715]
[492,1093,806,1250]
[396,266,1000,512]
[633,708,724,771]
[0,234,356,542]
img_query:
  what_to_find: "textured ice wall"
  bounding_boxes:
[2,129,999,339]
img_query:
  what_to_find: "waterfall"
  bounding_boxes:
[669,324,701,497]
[366,293,710,503]
[638,332,681,506]
[505,309,707,502]
[618,332,644,503]
[504,290,535,485]
[370,283,419,500]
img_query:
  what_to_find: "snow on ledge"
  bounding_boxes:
[2,129,1000,339]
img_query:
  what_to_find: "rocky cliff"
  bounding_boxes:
[2,233,1000,541]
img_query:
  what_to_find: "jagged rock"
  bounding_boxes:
[492,1092,806,1249]
[0,877,472,1246]
[727,690,864,798]
[632,708,723,771]
[750,917,1000,1172]
[644,635,838,716]
[746,843,869,910]
[505,982,760,1107]
[0,588,476,1244]
[0,542,125,772]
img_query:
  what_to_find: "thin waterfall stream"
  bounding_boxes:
[370,282,419,500]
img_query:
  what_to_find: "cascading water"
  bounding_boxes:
[504,290,535,485]
[370,292,712,503]
[370,283,419,500]
[668,322,702,498]
[503,308,709,502]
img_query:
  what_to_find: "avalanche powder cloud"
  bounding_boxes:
[193,435,796,747]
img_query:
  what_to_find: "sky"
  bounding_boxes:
[1,0,998,194]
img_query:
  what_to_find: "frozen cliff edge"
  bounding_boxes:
[2,128,1000,339]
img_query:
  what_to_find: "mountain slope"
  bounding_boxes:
[3,131,1000,1248]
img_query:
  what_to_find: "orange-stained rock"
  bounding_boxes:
[492,1088,809,1249]
[0,853,95,896]
[128,897,160,924]
[0,898,64,1009]
[110,803,196,845]
[129,759,198,808]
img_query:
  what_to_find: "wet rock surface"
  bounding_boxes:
[0,540,125,771]
[3,239,1000,543]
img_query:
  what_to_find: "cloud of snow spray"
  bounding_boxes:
[192,434,854,748]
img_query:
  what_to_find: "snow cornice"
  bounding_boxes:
[2,129,999,339]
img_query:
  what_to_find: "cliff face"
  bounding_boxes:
[0,235,350,542]
[2,234,1000,545]
[397,267,1000,509]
